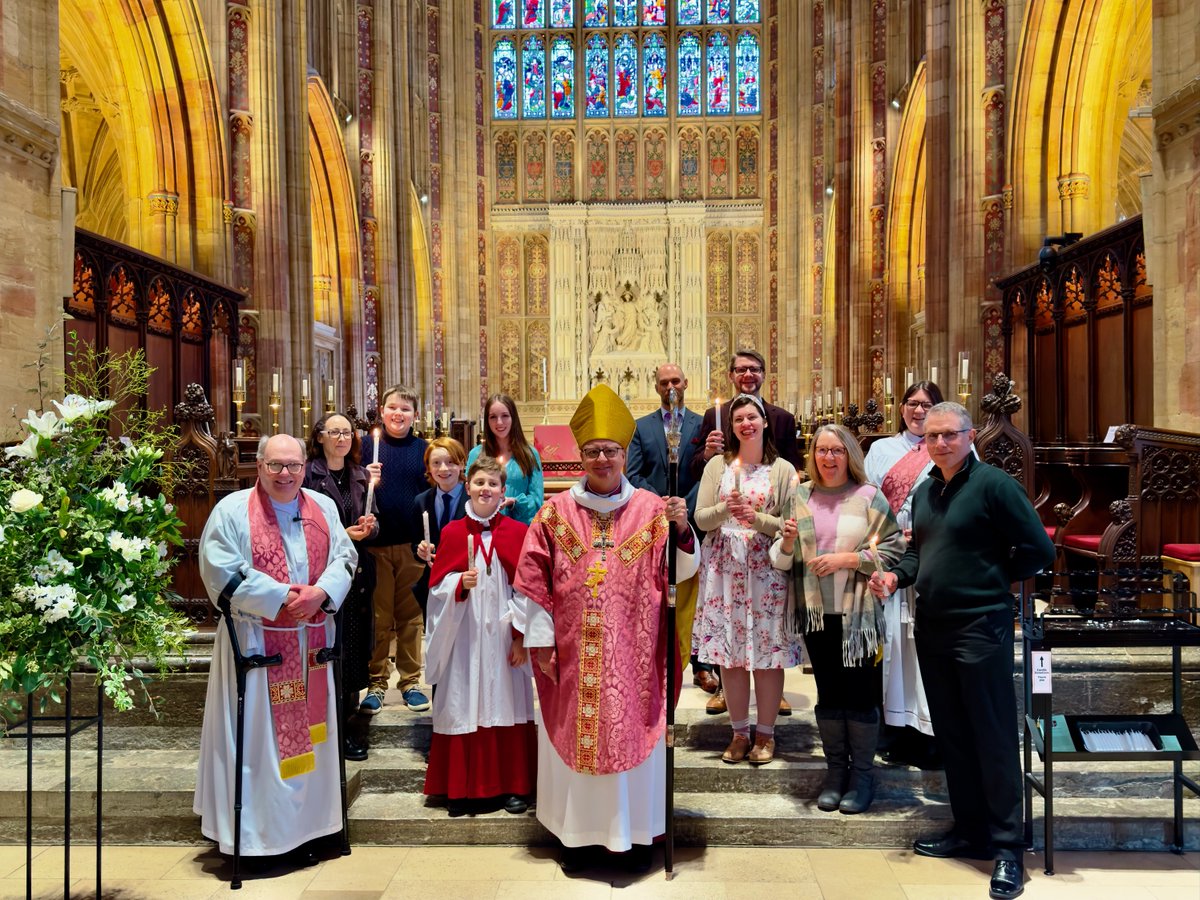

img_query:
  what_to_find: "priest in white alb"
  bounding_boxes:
[194,433,357,860]
[512,384,699,872]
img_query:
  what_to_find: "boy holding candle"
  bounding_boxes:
[413,437,470,625]
[423,455,536,817]
[361,386,431,714]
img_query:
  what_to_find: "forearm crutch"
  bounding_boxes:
[217,575,282,891]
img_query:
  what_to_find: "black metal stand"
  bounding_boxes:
[663,389,681,880]
[7,678,104,900]
[1021,567,1200,875]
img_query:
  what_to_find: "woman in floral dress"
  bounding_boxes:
[693,393,799,766]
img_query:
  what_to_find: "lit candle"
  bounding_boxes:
[960,355,969,381]
[301,377,309,399]
[732,457,742,493]
[467,533,475,569]
[371,427,381,466]
[272,371,280,394]
[885,375,893,397]
[804,397,813,418]
[423,509,431,546]
[234,360,245,391]
[714,396,722,434]
[869,534,886,578]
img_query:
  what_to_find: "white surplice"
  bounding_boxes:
[193,487,357,856]
[511,477,699,851]
[864,432,934,735]
[424,528,535,735]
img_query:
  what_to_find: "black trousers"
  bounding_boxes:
[805,615,882,714]
[915,608,1022,860]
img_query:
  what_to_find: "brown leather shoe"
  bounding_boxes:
[748,735,776,765]
[722,733,751,764]
[705,688,727,715]
[778,696,792,716]
[693,669,720,694]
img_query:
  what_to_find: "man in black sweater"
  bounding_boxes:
[870,402,1054,900]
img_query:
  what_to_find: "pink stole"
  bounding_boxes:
[248,484,331,780]
[880,439,930,514]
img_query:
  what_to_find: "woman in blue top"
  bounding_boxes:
[466,393,543,525]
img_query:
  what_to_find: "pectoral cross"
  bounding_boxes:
[584,560,607,599]
[592,532,615,562]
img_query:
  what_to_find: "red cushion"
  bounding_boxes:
[1163,543,1200,562]
[1063,534,1103,552]
[1044,525,1057,540]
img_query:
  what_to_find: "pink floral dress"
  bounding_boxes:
[692,462,800,670]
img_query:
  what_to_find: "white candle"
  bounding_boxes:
[885,375,893,397]
[930,365,939,386]
[836,387,843,407]
[824,392,831,411]
[961,355,969,381]
[364,477,376,520]
[732,457,742,492]
[234,361,245,391]
[869,535,886,577]
[301,377,309,399]
[272,371,280,394]
[714,397,722,434]
[441,410,449,430]
[423,510,431,545]
[327,382,335,405]
[467,533,475,568]
[905,368,914,389]
[371,427,381,466]
[789,473,800,521]
[804,397,813,418]
[541,357,548,393]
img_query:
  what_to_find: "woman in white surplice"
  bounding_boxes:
[423,454,537,816]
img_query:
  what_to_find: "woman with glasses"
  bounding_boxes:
[692,393,799,766]
[774,423,905,814]
[863,381,944,770]
[305,413,380,760]
[466,393,544,525]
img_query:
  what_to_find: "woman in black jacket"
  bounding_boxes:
[305,412,379,760]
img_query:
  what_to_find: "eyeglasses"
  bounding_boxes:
[904,400,934,411]
[814,447,846,458]
[581,446,623,460]
[264,461,305,474]
[322,429,353,439]
[925,429,970,443]
[732,366,764,375]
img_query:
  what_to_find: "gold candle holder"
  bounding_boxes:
[325,384,336,414]
[958,379,971,410]
[300,398,311,435]
[883,392,895,433]
[269,391,281,434]
[232,387,246,437]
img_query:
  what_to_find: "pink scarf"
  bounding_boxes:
[248,483,331,779]
[880,438,930,514]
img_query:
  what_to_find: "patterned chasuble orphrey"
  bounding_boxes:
[514,489,672,776]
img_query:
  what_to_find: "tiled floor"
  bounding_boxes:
[1,844,1197,900]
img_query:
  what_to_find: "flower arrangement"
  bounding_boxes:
[0,333,189,716]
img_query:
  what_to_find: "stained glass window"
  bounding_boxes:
[521,0,545,28]
[707,0,730,24]
[735,0,759,23]
[707,31,730,114]
[585,34,610,116]
[643,32,667,115]
[494,38,518,118]
[678,0,701,25]
[613,0,638,26]
[642,0,667,26]
[550,0,573,28]
[494,0,516,28]
[735,31,759,113]
[678,32,701,116]
[614,32,638,115]
[522,35,546,117]
[584,0,609,27]
[550,36,575,117]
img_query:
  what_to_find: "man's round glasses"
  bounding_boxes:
[581,447,623,460]
[904,400,934,411]
[814,447,846,458]
[925,429,969,443]
[732,366,764,375]
[322,429,353,439]
[264,461,305,474]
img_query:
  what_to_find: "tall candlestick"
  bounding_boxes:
[423,510,431,546]
[714,397,722,434]
[371,427,381,466]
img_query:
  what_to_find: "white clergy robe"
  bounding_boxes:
[193,487,357,856]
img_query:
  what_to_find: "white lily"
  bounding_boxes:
[22,409,59,438]
[53,395,115,423]
[4,432,40,460]
[8,488,44,513]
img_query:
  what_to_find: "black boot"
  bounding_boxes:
[344,708,369,761]
[840,708,879,815]
[814,706,850,812]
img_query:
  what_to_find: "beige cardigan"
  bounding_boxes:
[695,454,797,536]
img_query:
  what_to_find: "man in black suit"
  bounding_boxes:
[626,364,716,693]
[688,348,799,714]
